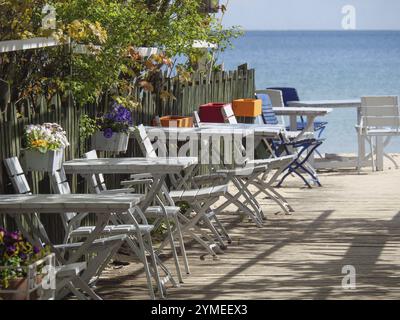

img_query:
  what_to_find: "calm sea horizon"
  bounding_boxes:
[220,30,400,153]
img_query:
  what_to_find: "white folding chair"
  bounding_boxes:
[257,89,287,125]
[132,125,231,257]
[357,96,400,172]
[220,104,297,213]
[83,150,188,282]
[2,157,132,300]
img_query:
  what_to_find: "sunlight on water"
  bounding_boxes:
[221,31,400,153]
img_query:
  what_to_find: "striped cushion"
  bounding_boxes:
[256,93,279,125]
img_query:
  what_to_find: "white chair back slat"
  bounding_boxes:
[134,125,158,158]
[50,168,76,222]
[3,157,32,194]
[364,116,400,128]
[221,104,238,124]
[50,168,71,195]
[267,89,285,108]
[83,150,107,193]
[361,96,400,130]
[193,111,201,127]
[361,96,398,108]
[4,157,24,175]
[363,105,399,117]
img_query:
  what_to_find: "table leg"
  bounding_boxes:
[375,136,384,171]
[357,107,367,169]
[289,115,297,131]
[302,115,317,168]
[139,174,167,211]
[67,213,111,264]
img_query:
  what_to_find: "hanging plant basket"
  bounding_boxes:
[20,148,64,173]
[91,131,129,153]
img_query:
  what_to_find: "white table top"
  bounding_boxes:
[63,157,198,175]
[287,99,361,108]
[145,126,254,136]
[199,123,284,134]
[0,194,145,213]
[273,107,332,116]
[146,124,283,139]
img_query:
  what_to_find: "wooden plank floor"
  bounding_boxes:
[96,156,400,300]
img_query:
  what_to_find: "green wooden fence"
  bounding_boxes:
[0,66,255,240]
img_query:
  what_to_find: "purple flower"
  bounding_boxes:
[19,252,28,260]
[33,246,40,254]
[9,232,20,241]
[6,244,16,255]
[103,128,114,139]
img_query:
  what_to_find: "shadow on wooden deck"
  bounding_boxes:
[96,167,400,300]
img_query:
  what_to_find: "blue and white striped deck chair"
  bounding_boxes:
[256,93,323,188]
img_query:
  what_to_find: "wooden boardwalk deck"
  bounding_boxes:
[97,158,400,300]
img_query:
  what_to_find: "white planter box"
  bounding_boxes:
[91,131,129,153]
[20,149,64,173]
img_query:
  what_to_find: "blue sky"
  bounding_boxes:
[222,0,400,30]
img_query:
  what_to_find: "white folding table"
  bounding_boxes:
[0,193,145,299]
[0,194,144,263]
[286,99,383,170]
[273,106,332,140]
[63,157,198,210]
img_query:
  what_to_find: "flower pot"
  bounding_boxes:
[199,103,231,123]
[159,116,193,128]
[91,131,129,153]
[0,278,29,300]
[20,149,64,173]
[232,99,262,117]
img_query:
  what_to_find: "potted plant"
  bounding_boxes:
[232,99,262,117]
[0,228,51,300]
[91,102,133,153]
[20,123,69,173]
[159,115,194,128]
[199,102,232,123]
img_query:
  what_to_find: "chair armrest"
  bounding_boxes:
[356,117,365,135]
[355,124,365,135]
[101,188,138,195]
[193,173,227,184]
[121,179,153,187]
[130,173,154,180]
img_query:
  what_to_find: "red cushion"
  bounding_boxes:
[199,103,229,123]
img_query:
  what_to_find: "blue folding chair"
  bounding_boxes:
[267,87,327,138]
[256,93,323,188]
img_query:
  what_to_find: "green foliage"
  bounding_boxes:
[0,0,242,107]
[79,114,99,140]
[176,201,191,216]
